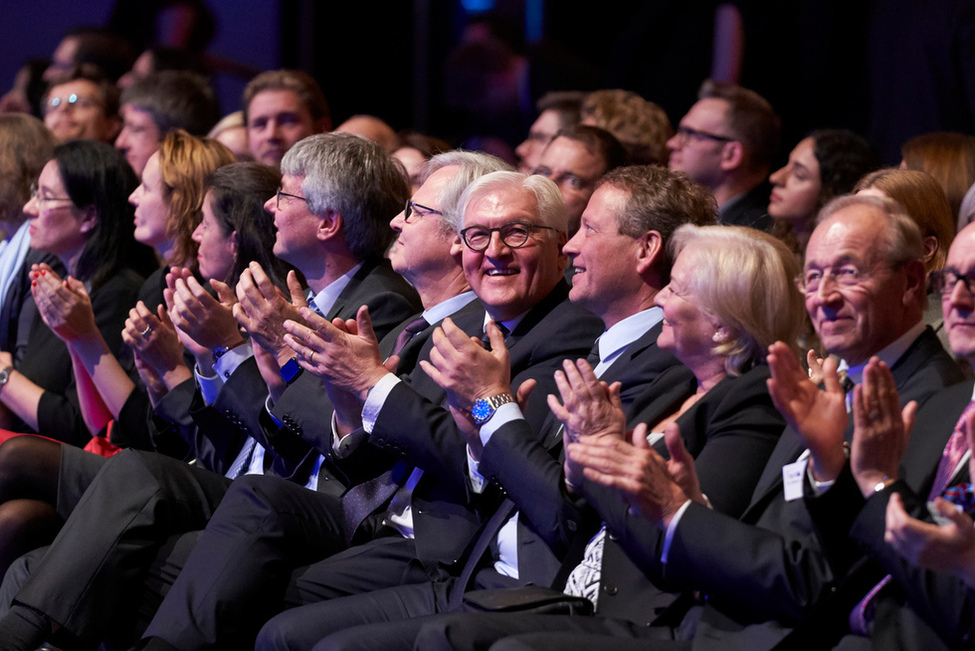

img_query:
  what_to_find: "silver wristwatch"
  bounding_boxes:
[471,393,515,425]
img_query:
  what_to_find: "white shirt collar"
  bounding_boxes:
[310,262,364,317]
[596,306,664,372]
[482,309,527,336]
[422,290,477,325]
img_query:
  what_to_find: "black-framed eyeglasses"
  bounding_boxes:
[404,200,442,223]
[931,269,975,297]
[276,189,307,209]
[674,125,735,145]
[29,183,72,205]
[460,222,556,252]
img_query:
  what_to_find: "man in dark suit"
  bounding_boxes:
[409,194,964,651]
[665,79,779,232]
[791,218,975,650]
[249,165,715,649]
[115,169,605,650]
[0,133,426,650]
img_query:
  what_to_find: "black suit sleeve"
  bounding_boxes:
[849,482,975,649]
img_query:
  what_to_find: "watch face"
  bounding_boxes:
[471,399,492,424]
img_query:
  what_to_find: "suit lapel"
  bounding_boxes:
[323,259,377,321]
[745,328,956,514]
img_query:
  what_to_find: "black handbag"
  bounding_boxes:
[461,585,595,616]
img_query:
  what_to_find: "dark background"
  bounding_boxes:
[3,0,973,166]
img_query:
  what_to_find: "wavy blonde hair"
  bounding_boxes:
[157,129,236,266]
[670,224,806,375]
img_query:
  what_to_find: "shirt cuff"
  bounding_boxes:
[478,402,524,448]
[468,446,487,493]
[362,373,400,433]
[331,410,368,459]
[195,365,223,405]
[661,499,693,564]
[806,461,837,495]
[264,394,284,429]
[213,340,254,380]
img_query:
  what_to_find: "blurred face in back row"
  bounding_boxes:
[246,89,321,167]
[44,79,120,145]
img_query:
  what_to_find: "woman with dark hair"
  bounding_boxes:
[0,140,154,442]
[26,130,234,452]
[768,129,881,258]
[0,161,288,586]
[122,161,293,411]
[193,162,292,288]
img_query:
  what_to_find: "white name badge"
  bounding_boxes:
[782,457,808,502]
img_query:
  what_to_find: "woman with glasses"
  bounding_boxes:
[0,140,155,443]
[26,129,235,454]
[768,129,880,260]
[0,160,291,586]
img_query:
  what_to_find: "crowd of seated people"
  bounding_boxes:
[0,20,972,651]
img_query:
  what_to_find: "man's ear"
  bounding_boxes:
[449,234,464,262]
[317,209,343,242]
[449,236,464,259]
[902,259,928,307]
[719,140,744,172]
[636,230,663,275]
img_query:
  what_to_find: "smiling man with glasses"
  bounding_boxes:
[666,79,780,232]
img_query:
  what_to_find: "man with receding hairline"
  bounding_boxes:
[666,80,780,231]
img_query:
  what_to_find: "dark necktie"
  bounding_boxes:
[540,342,601,450]
[943,483,975,516]
[587,343,601,367]
[448,498,518,609]
[390,316,429,358]
[339,460,410,541]
[336,317,432,540]
[838,369,855,395]
[481,323,510,350]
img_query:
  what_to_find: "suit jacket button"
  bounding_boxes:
[602,585,618,596]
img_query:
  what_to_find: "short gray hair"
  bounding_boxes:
[456,171,567,233]
[418,150,514,235]
[281,132,409,261]
[817,193,924,266]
